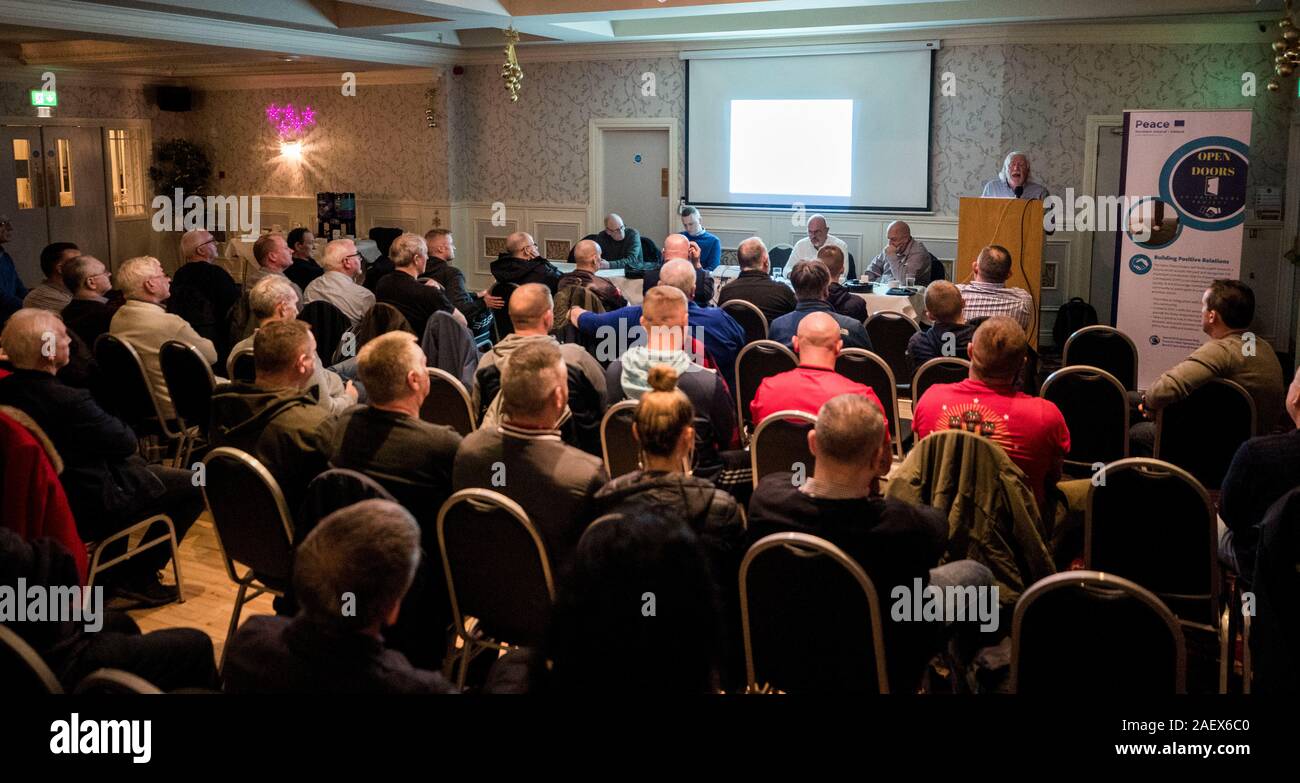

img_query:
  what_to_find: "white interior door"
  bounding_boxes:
[0,125,49,286]
[601,128,669,245]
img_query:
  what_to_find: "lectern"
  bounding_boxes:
[955,197,1044,349]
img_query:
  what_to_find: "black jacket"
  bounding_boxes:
[0,369,162,528]
[490,252,562,292]
[285,256,325,291]
[374,270,453,336]
[906,321,976,373]
[718,269,797,324]
[61,297,120,348]
[644,265,714,307]
[595,471,743,560]
[827,283,868,323]
[422,256,489,329]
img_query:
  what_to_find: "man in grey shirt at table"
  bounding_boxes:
[865,220,931,287]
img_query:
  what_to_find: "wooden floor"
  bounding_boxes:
[129,511,274,663]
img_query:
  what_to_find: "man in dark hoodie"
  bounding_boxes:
[209,319,337,518]
[491,231,562,292]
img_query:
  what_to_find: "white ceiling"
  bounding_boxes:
[0,0,1286,79]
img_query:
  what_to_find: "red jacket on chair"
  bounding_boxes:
[0,411,87,583]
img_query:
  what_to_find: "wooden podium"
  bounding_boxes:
[955,197,1044,348]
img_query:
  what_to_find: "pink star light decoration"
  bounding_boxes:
[266,103,316,139]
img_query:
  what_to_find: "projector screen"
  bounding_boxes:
[686,48,933,211]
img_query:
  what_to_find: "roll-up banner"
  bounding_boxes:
[1113,109,1251,390]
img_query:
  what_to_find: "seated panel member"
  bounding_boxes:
[595,213,643,271]
[679,205,721,272]
[865,221,931,286]
[784,214,848,278]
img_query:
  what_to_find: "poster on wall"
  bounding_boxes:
[1113,109,1251,390]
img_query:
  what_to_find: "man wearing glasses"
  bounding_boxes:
[61,255,121,348]
[173,228,240,354]
[0,216,29,325]
[490,231,562,292]
[303,238,375,325]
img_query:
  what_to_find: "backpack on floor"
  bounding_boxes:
[1052,297,1099,349]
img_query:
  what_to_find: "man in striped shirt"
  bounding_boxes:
[956,244,1033,332]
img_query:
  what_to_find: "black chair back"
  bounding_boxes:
[1086,458,1218,626]
[73,669,163,694]
[160,340,215,437]
[639,235,661,267]
[734,339,797,437]
[599,401,640,479]
[928,253,946,282]
[750,410,816,487]
[438,489,555,645]
[835,348,902,457]
[1063,325,1139,391]
[490,282,519,341]
[911,357,971,405]
[300,469,396,546]
[1154,378,1255,491]
[201,447,296,593]
[740,533,889,693]
[298,300,351,364]
[419,368,475,436]
[0,624,63,694]
[93,333,163,426]
[1040,366,1129,472]
[1251,488,1300,694]
[229,349,256,384]
[864,312,920,398]
[721,299,768,345]
[768,244,793,272]
[1012,571,1186,694]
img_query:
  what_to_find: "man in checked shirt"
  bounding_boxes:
[956,245,1033,332]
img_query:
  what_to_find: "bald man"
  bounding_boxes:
[557,239,626,311]
[490,231,562,292]
[571,256,744,390]
[785,214,849,277]
[866,220,932,286]
[595,213,647,273]
[642,233,714,307]
[750,311,888,441]
[172,228,240,350]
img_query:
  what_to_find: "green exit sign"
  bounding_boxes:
[30,90,57,107]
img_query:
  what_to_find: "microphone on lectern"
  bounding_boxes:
[1014,185,1025,198]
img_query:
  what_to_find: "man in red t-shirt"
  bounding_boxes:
[912,315,1069,510]
[751,311,889,442]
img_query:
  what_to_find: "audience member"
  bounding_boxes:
[0,215,27,320]
[422,228,501,329]
[60,254,120,348]
[817,244,868,322]
[907,280,976,372]
[210,319,336,518]
[768,260,871,350]
[374,232,459,335]
[643,234,714,306]
[491,231,562,291]
[222,499,456,694]
[1218,365,1300,580]
[0,309,202,606]
[304,238,375,325]
[747,393,992,693]
[171,228,240,339]
[228,275,356,415]
[284,227,324,290]
[1132,279,1285,454]
[679,205,721,272]
[110,255,218,419]
[244,233,303,300]
[472,282,605,431]
[559,239,626,312]
[717,237,796,323]
[911,316,1069,510]
[956,245,1033,330]
[21,242,78,312]
[452,339,607,577]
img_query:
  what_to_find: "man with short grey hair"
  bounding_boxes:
[304,238,375,325]
[785,214,849,277]
[558,239,625,312]
[228,275,356,414]
[60,254,120,348]
[718,236,796,323]
[374,232,458,334]
[490,230,562,291]
[222,499,457,694]
[172,228,240,344]
[110,255,218,418]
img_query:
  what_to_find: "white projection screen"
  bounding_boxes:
[686,46,934,211]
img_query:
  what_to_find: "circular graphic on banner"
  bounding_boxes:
[1158,136,1249,231]
[1129,254,1153,275]
[1124,198,1182,249]
[633,154,643,165]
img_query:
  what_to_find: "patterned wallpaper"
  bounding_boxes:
[930,43,1292,214]
[446,56,685,203]
[1,41,1292,215]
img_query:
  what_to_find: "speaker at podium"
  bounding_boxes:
[955,196,1045,349]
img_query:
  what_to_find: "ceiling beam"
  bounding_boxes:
[0,0,457,66]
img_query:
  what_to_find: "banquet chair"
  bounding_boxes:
[835,348,904,459]
[600,400,640,479]
[1153,378,1255,491]
[750,410,817,488]
[1040,365,1128,477]
[721,299,769,345]
[911,357,971,408]
[419,368,476,436]
[864,311,920,399]
[734,339,797,442]
[1063,325,1139,392]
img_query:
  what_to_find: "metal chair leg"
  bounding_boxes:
[219,582,249,675]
